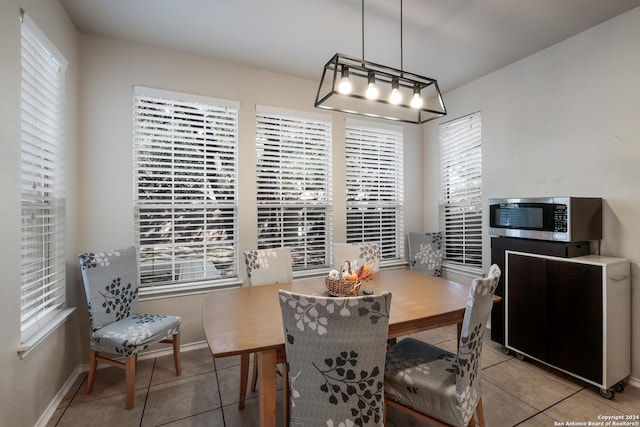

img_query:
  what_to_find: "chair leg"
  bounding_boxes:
[467,416,475,427]
[383,398,388,425]
[125,354,137,410]
[281,363,290,427]
[476,398,486,427]
[251,352,259,392]
[86,349,98,393]
[172,332,182,376]
[239,353,250,409]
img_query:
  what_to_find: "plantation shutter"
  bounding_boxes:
[255,106,332,271]
[133,86,239,291]
[439,112,482,267]
[20,12,68,342]
[345,121,404,261]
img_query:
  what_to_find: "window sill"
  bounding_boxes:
[18,307,75,359]
[138,278,243,301]
[442,262,483,278]
[380,259,409,270]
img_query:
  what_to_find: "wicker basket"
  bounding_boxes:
[325,260,362,297]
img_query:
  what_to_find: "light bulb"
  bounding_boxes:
[410,85,423,109]
[389,78,402,105]
[338,66,352,95]
[365,72,379,100]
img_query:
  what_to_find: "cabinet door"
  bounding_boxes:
[546,260,602,383]
[506,253,548,360]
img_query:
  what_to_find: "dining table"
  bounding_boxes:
[202,267,497,427]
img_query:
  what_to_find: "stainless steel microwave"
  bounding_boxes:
[488,197,602,242]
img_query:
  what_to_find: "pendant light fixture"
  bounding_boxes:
[314,0,446,124]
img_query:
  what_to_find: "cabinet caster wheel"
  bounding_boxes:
[501,346,512,355]
[599,388,614,399]
[515,352,526,361]
[613,382,625,393]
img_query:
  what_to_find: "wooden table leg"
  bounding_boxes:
[258,349,277,427]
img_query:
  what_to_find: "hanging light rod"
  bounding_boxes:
[314,1,446,124]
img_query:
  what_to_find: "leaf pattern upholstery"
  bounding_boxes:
[384,265,501,426]
[407,232,443,277]
[244,247,293,286]
[241,247,293,409]
[279,290,391,427]
[333,243,380,272]
[78,247,181,357]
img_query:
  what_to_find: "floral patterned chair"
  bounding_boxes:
[78,246,181,409]
[384,264,501,427]
[279,290,392,427]
[244,247,293,286]
[333,242,380,272]
[240,247,293,409]
[407,232,443,277]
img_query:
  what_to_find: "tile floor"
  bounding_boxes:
[47,325,640,427]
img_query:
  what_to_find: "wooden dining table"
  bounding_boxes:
[202,267,493,427]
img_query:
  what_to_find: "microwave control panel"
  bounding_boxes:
[553,205,567,232]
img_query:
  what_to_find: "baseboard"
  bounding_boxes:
[34,364,83,427]
[34,340,640,427]
[36,341,210,427]
[73,340,210,373]
[138,340,209,361]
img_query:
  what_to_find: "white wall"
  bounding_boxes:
[425,7,640,381]
[76,34,424,346]
[0,0,81,426]
[4,2,637,423]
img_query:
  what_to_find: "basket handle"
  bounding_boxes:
[340,260,353,275]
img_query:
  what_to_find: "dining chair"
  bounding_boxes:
[333,242,380,272]
[384,264,501,427]
[240,247,293,409]
[407,231,443,277]
[278,290,392,427]
[78,246,182,409]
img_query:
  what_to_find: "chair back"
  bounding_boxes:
[407,232,443,276]
[455,264,501,419]
[333,242,380,272]
[279,290,391,427]
[244,247,292,286]
[78,246,140,332]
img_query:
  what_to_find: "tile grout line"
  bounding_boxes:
[139,357,157,427]
[211,356,229,427]
[479,357,565,425]
[512,386,587,426]
[53,373,87,425]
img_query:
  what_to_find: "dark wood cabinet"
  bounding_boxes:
[490,237,590,345]
[505,254,548,362]
[505,251,630,390]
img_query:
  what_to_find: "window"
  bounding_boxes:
[20,11,68,343]
[133,86,239,292]
[439,112,482,268]
[345,121,404,261]
[255,106,332,271]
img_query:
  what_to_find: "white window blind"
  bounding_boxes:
[439,112,482,267]
[20,12,68,342]
[345,121,404,261]
[255,106,332,271]
[133,86,239,291]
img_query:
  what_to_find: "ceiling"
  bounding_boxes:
[59,0,640,93]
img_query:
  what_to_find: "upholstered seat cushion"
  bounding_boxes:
[92,314,181,357]
[385,337,466,427]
